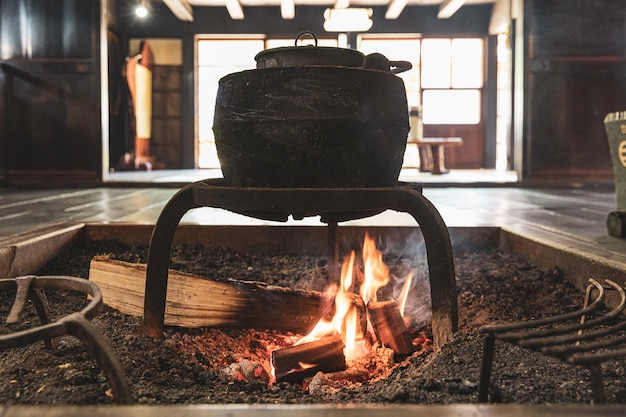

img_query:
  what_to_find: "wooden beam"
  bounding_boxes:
[385,0,407,19]
[280,0,295,19]
[225,0,244,20]
[89,257,323,332]
[438,0,465,19]
[163,0,193,21]
[0,223,83,277]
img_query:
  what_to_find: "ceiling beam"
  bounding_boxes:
[438,0,465,19]
[163,0,193,21]
[225,0,244,19]
[280,0,295,19]
[385,0,407,19]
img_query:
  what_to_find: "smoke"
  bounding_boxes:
[339,230,433,329]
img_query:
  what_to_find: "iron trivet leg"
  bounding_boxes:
[327,221,340,284]
[0,275,132,404]
[144,180,458,349]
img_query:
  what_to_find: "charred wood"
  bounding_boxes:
[271,334,346,383]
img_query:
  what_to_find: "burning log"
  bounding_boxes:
[88,257,323,333]
[271,334,346,383]
[367,300,414,355]
[337,292,368,339]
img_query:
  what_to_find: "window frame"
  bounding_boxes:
[420,37,484,126]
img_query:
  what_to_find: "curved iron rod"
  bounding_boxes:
[479,279,605,340]
[143,180,458,349]
[0,276,132,404]
[144,186,199,335]
[65,313,133,404]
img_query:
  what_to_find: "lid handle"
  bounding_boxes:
[295,31,318,47]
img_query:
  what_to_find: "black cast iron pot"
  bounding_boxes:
[212,32,412,188]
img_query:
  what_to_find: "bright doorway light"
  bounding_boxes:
[324,8,373,32]
[135,1,148,18]
[196,39,264,168]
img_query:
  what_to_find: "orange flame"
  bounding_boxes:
[285,232,413,365]
[295,251,356,348]
[360,231,391,305]
[398,272,413,317]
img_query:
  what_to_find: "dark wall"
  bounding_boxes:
[0,0,102,184]
[524,0,626,181]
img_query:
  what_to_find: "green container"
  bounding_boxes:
[603,111,626,237]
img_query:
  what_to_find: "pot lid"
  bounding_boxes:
[255,31,365,69]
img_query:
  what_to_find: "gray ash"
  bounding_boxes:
[2,240,625,405]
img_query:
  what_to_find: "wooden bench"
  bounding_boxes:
[407,136,464,175]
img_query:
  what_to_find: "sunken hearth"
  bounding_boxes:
[2,224,626,406]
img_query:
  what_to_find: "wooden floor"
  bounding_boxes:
[1,178,624,267]
[1,403,626,417]
[0,179,621,241]
[0,177,623,300]
[104,167,520,185]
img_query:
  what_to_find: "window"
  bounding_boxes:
[422,90,481,124]
[197,36,484,169]
[197,38,264,168]
[421,38,483,125]
[358,36,483,125]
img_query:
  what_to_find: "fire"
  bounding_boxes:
[398,273,413,317]
[291,232,411,362]
[360,232,391,304]
[295,251,356,348]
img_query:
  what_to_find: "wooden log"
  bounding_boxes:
[353,293,368,338]
[367,300,414,355]
[271,334,346,383]
[88,257,323,333]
